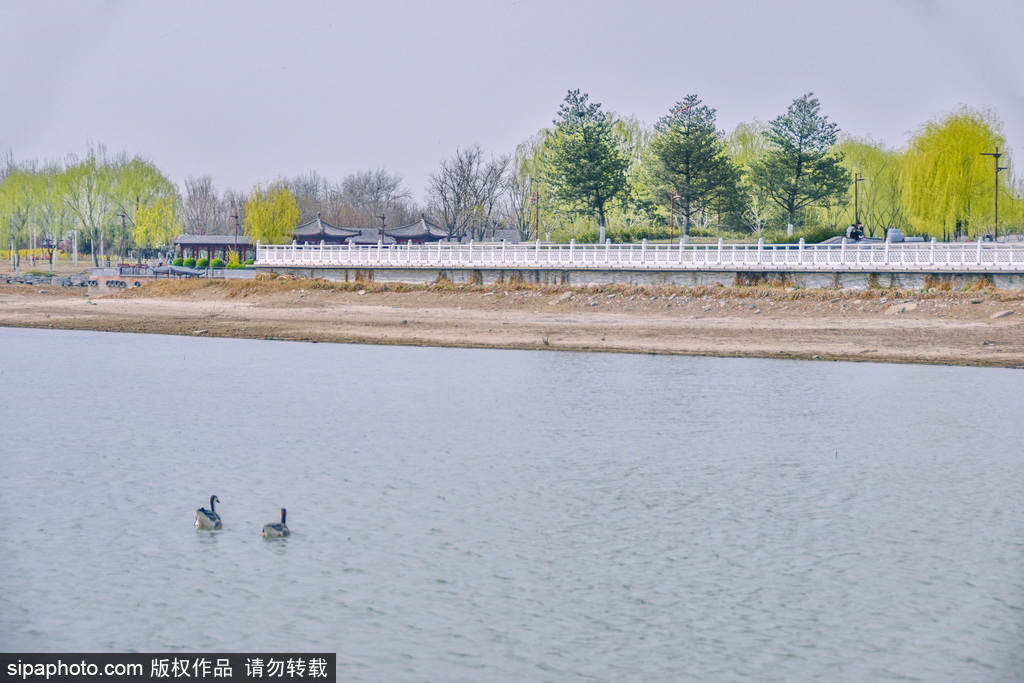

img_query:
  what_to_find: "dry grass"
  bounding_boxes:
[113,275,1024,304]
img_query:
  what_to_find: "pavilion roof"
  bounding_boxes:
[346,229,396,245]
[293,215,361,239]
[385,218,448,239]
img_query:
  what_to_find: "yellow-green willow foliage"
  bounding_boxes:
[1002,175,1024,234]
[726,120,773,232]
[133,196,181,250]
[244,184,300,244]
[0,164,42,267]
[900,107,1006,239]
[514,130,559,240]
[833,136,904,238]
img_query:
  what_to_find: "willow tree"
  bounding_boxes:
[901,107,1006,239]
[0,164,43,270]
[512,130,554,240]
[833,136,904,238]
[544,90,630,243]
[647,95,740,237]
[727,120,772,233]
[133,195,182,256]
[59,151,119,265]
[38,164,74,266]
[109,156,179,260]
[111,157,178,222]
[244,184,300,244]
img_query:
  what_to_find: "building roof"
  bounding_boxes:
[293,215,361,240]
[174,234,253,246]
[385,217,448,239]
[346,229,396,245]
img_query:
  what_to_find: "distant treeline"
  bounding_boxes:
[2,93,1021,267]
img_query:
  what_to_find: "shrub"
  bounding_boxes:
[244,259,254,266]
[183,258,197,268]
[196,258,210,269]
[172,258,184,266]
[574,229,601,244]
[210,258,225,268]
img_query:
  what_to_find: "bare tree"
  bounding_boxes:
[183,176,226,234]
[285,171,332,221]
[428,145,511,240]
[339,168,412,228]
[506,170,537,241]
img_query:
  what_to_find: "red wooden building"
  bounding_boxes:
[174,234,254,261]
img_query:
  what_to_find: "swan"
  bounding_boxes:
[195,495,222,530]
[262,508,290,539]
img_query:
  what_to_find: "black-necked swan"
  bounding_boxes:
[262,508,290,538]
[195,495,222,530]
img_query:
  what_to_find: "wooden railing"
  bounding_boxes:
[256,239,1024,272]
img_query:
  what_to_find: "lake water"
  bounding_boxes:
[1,328,1022,681]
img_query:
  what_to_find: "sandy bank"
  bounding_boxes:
[1,279,1022,368]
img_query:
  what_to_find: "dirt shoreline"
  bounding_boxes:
[1,278,1023,368]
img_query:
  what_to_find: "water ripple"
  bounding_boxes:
[1,329,1022,681]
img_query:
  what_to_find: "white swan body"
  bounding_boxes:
[262,508,290,539]
[196,495,222,530]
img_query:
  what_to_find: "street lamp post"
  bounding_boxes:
[530,195,540,241]
[118,212,128,265]
[980,148,1008,240]
[230,213,240,261]
[854,173,865,226]
[670,192,680,240]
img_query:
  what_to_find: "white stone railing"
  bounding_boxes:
[256,238,1024,272]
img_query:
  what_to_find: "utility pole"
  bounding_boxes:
[230,213,240,261]
[980,148,1008,240]
[119,213,127,265]
[531,195,540,241]
[854,173,865,225]
[670,193,679,240]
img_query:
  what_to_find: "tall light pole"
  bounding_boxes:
[118,212,128,265]
[980,148,1008,240]
[530,195,540,241]
[670,192,680,240]
[854,173,865,226]
[230,213,240,261]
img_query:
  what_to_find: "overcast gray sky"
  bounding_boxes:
[2,0,1021,203]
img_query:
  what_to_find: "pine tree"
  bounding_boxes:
[545,90,630,242]
[751,93,849,233]
[648,95,740,236]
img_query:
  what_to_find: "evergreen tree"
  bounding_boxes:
[545,90,629,242]
[648,95,740,236]
[751,93,849,233]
